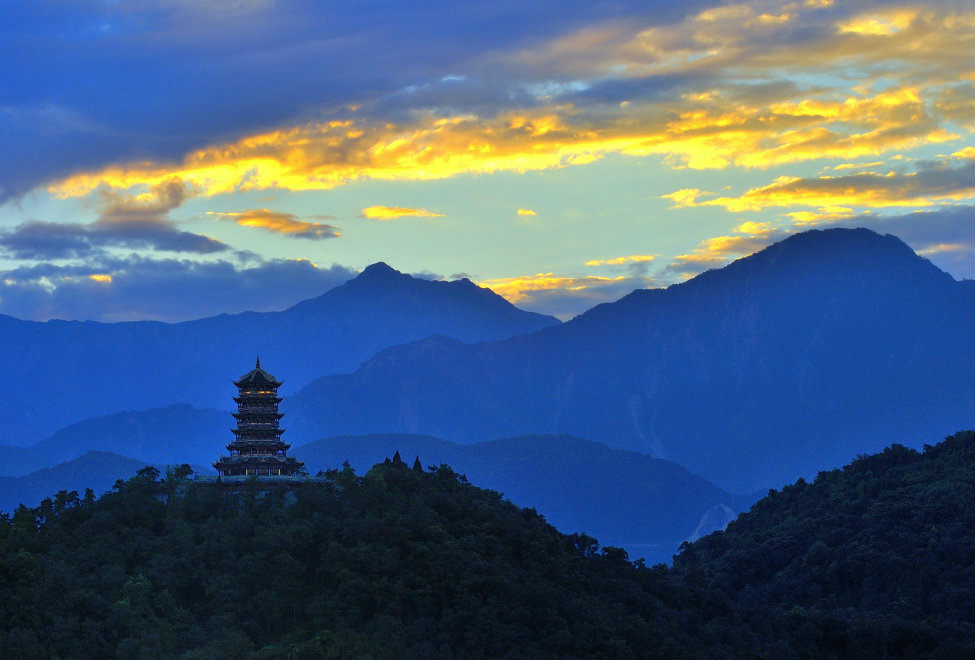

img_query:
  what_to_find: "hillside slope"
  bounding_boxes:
[0,460,714,659]
[0,451,146,513]
[674,430,975,659]
[0,432,970,659]
[0,404,227,477]
[293,433,749,563]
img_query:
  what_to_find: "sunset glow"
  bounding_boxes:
[0,0,971,321]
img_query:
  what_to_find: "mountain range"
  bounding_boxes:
[0,264,556,444]
[283,229,974,491]
[0,404,228,476]
[0,226,970,533]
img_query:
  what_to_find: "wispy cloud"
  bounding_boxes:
[664,221,791,277]
[207,209,341,239]
[0,257,355,322]
[663,155,975,212]
[517,208,537,216]
[0,178,228,259]
[476,271,658,319]
[361,206,445,220]
[585,254,654,266]
[46,83,962,200]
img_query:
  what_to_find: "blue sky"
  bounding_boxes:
[1,0,972,321]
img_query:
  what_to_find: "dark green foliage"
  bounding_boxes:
[0,460,712,659]
[295,433,746,564]
[673,430,975,659]
[0,432,971,659]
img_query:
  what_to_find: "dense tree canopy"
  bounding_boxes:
[0,433,971,659]
[673,431,975,659]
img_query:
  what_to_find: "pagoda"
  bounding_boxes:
[213,358,305,478]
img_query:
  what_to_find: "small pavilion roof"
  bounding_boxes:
[234,356,283,388]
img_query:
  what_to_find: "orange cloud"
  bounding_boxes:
[476,272,627,304]
[666,156,975,212]
[585,254,654,266]
[838,10,917,36]
[208,209,340,239]
[45,86,967,202]
[361,205,445,220]
[39,2,972,204]
[476,270,664,319]
[666,223,792,277]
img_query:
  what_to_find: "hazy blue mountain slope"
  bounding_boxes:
[0,264,557,444]
[285,229,975,492]
[293,433,749,564]
[0,451,146,513]
[0,404,228,477]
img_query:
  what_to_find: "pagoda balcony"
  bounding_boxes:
[233,396,283,404]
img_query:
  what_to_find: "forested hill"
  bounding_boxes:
[673,430,975,659]
[0,461,713,659]
[0,432,972,659]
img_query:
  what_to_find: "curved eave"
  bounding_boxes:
[233,369,284,388]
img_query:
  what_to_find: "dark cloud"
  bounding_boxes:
[407,270,444,281]
[0,221,93,260]
[0,219,228,259]
[0,256,356,322]
[0,177,228,258]
[0,1,713,198]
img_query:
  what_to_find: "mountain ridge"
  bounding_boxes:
[0,265,558,444]
[292,432,750,563]
[282,228,974,491]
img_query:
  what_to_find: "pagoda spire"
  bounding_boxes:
[256,355,261,369]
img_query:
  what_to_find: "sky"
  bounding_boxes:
[0,0,972,322]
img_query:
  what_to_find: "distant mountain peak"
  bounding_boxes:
[357,262,402,279]
[751,227,920,265]
[669,226,955,299]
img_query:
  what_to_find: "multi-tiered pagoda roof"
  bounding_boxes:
[213,358,305,478]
